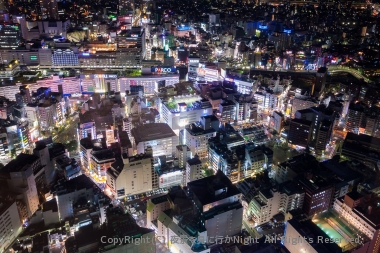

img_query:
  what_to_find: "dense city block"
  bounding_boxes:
[0,0,380,252]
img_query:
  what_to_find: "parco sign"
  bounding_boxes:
[151,67,176,73]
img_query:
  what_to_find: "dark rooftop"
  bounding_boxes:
[51,175,96,196]
[131,123,176,144]
[187,156,202,166]
[1,153,39,173]
[176,145,190,152]
[42,198,58,213]
[0,201,15,216]
[92,149,115,162]
[344,132,380,147]
[346,191,363,201]
[187,170,241,206]
[279,181,303,196]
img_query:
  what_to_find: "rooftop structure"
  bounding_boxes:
[132,123,176,144]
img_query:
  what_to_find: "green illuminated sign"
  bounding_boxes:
[30,56,37,60]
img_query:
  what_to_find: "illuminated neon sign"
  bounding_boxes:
[258,25,267,29]
[284,29,291,34]
[152,67,176,73]
[84,74,117,78]
[82,53,90,56]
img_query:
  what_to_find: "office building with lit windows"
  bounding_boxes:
[0,84,20,101]
[287,118,312,147]
[80,73,118,93]
[90,149,115,182]
[37,102,54,130]
[234,79,258,95]
[244,182,304,227]
[333,192,380,253]
[0,24,21,49]
[33,76,81,95]
[297,175,333,216]
[132,123,178,158]
[182,115,219,160]
[160,95,212,134]
[107,148,156,197]
[188,170,243,239]
[185,154,203,184]
[217,100,236,123]
[0,153,40,217]
[51,49,79,67]
[80,138,107,173]
[291,97,319,118]
[78,48,142,69]
[207,129,246,183]
[116,27,146,58]
[119,75,179,95]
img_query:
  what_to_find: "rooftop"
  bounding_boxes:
[80,137,107,150]
[279,181,303,196]
[131,123,176,144]
[1,153,39,173]
[288,219,342,253]
[344,132,380,148]
[187,170,241,206]
[128,152,153,163]
[297,175,332,193]
[102,207,154,248]
[0,201,15,216]
[352,194,380,227]
[176,145,190,152]
[92,149,115,162]
[312,210,369,251]
[42,198,58,213]
[185,122,217,136]
[187,156,202,166]
[51,175,96,196]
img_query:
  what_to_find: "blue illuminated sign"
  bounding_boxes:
[284,29,292,34]
[258,25,267,30]
[82,53,90,56]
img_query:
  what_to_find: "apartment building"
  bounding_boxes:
[0,154,40,218]
[185,155,203,184]
[0,201,23,252]
[245,181,304,226]
[51,175,97,220]
[106,148,156,198]
[132,123,178,158]
[146,195,170,230]
[182,115,219,159]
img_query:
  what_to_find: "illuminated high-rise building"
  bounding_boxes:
[0,24,21,49]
